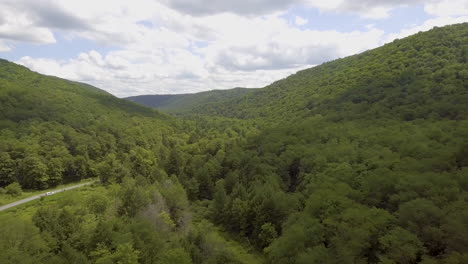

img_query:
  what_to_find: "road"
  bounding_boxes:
[0,181,96,212]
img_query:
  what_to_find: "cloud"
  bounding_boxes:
[425,0,468,17]
[0,41,10,52]
[17,48,207,96]
[0,1,56,44]
[304,0,428,19]
[26,1,91,30]
[383,16,468,43]
[17,49,306,97]
[0,0,89,31]
[192,14,385,72]
[209,29,385,71]
[4,0,468,97]
[295,16,308,26]
[161,0,430,19]
[160,0,300,16]
[0,0,162,47]
[14,8,387,97]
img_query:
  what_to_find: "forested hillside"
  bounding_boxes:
[0,59,261,264]
[1,23,468,264]
[162,24,468,263]
[185,23,468,122]
[126,88,253,113]
[0,59,175,189]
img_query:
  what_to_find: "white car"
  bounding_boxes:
[45,191,54,196]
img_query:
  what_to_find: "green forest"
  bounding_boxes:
[0,23,467,264]
[126,88,253,113]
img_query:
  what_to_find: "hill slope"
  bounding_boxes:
[188,23,468,122]
[165,23,468,263]
[0,59,175,189]
[126,87,254,113]
[0,59,263,264]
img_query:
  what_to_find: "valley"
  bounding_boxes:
[0,23,467,264]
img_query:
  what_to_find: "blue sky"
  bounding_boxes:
[0,0,467,97]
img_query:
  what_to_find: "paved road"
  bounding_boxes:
[0,181,96,212]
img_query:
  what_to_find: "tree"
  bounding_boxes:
[112,243,140,264]
[258,222,278,248]
[47,158,64,187]
[89,220,114,251]
[194,167,214,200]
[5,182,22,196]
[92,243,139,264]
[118,177,150,217]
[33,206,82,250]
[64,155,90,183]
[0,218,48,264]
[129,146,158,178]
[441,200,468,253]
[86,192,110,215]
[329,207,394,263]
[211,179,227,223]
[0,152,16,187]
[158,248,192,264]
[378,227,424,263]
[398,198,445,255]
[18,156,48,189]
[96,155,130,184]
[266,216,325,264]
[166,149,184,177]
[159,177,190,228]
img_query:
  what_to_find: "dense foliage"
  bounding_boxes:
[183,24,468,122]
[1,181,258,264]
[1,23,467,264]
[126,88,253,113]
[0,60,175,189]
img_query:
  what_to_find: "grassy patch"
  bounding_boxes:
[0,184,103,220]
[0,178,97,206]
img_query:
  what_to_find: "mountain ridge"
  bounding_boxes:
[126,87,254,113]
[127,23,467,121]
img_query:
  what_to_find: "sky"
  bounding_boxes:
[0,0,467,97]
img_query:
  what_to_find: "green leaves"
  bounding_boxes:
[92,243,140,264]
[0,152,15,187]
[4,182,22,196]
[378,227,424,264]
[0,218,48,264]
[118,177,150,217]
[18,155,48,189]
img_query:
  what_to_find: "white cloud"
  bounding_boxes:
[17,49,308,97]
[6,0,389,97]
[201,15,384,71]
[0,1,56,44]
[160,0,433,19]
[295,16,308,26]
[383,16,468,43]
[425,0,468,17]
[304,0,409,19]
[3,0,468,97]
[18,11,386,97]
[160,0,299,16]
[0,41,10,52]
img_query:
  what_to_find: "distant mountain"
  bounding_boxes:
[125,87,254,113]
